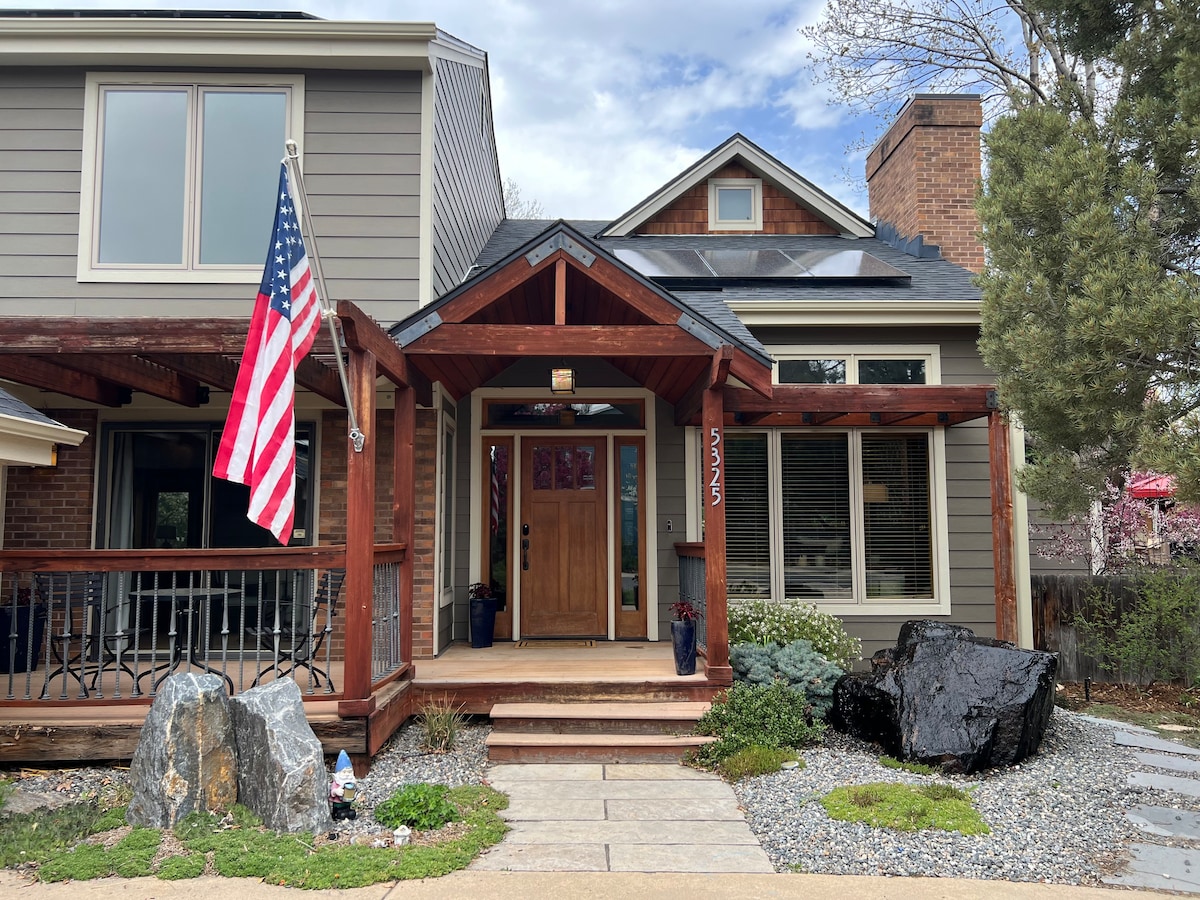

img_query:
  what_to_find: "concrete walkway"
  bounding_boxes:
[472,763,773,873]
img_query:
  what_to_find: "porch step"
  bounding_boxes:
[489,700,710,735]
[486,700,713,764]
[484,732,717,764]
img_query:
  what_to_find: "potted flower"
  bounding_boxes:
[669,600,703,675]
[468,582,498,649]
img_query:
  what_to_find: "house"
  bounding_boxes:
[393,94,1026,667]
[0,9,1026,763]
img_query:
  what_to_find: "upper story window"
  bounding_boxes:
[774,346,940,386]
[79,73,305,283]
[708,177,762,231]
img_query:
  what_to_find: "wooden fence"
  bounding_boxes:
[1031,572,1198,682]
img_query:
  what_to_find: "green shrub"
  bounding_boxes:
[728,599,861,670]
[1075,568,1200,686]
[717,745,802,781]
[879,755,936,776]
[729,640,844,718]
[417,697,468,752]
[374,783,460,831]
[692,681,824,768]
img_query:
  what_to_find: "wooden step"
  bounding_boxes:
[489,700,710,735]
[485,731,717,764]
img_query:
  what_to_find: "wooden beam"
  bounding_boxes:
[674,347,733,426]
[394,386,415,667]
[335,301,432,405]
[405,324,711,357]
[726,384,995,418]
[342,347,377,705]
[728,350,774,399]
[0,357,128,407]
[702,386,730,680]
[51,354,204,407]
[293,357,350,406]
[145,354,240,393]
[0,318,259,354]
[989,411,1018,643]
[554,258,567,326]
[436,248,558,324]
[709,345,733,388]
[802,412,848,425]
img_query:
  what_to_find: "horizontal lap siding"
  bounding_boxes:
[0,68,423,321]
[430,57,503,299]
[656,398,686,636]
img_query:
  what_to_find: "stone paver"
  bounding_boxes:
[473,762,773,874]
[1104,844,1200,893]
[1076,714,1156,734]
[1135,752,1200,775]
[1127,804,1200,839]
[1129,771,1200,798]
[1114,731,1200,756]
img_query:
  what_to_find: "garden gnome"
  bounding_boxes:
[329,749,357,821]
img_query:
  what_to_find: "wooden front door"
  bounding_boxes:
[520,438,608,637]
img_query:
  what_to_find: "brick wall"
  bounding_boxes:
[640,163,839,236]
[411,409,438,659]
[865,94,984,272]
[4,409,97,549]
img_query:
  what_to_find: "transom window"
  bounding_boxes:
[79,73,304,283]
[723,429,948,615]
[775,347,939,385]
[708,178,763,231]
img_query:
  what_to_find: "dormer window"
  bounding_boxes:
[708,178,762,231]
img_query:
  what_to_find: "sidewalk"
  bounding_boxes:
[0,870,1176,899]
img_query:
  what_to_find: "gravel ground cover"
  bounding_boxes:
[1,708,1189,884]
[734,708,1176,884]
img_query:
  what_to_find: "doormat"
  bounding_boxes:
[514,640,596,649]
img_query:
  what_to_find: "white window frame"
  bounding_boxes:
[78,71,305,284]
[772,344,942,385]
[708,177,762,231]
[727,426,950,616]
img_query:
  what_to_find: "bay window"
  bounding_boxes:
[724,428,948,614]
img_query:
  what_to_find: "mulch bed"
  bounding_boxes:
[1056,680,1200,717]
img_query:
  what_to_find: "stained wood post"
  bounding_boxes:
[394,383,415,666]
[342,347,376,707]
[989,410,1017,642]
[702,385,731,681]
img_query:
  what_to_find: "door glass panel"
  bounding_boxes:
[577,446,596,490]
[554,447,574,491]
[486,443,510,611]
[532,445,553,490]
[619,444,640,610]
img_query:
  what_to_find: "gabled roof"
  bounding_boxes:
[600,134,874,239]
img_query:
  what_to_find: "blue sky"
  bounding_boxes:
[16,0,889,219]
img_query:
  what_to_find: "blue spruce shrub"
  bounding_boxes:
[730,639,845,719]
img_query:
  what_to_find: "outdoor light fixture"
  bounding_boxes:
[550,367,576,395]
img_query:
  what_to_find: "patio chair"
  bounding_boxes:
[34,570,128,699]
[249,568,344,692]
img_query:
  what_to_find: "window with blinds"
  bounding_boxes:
[722,429,939,609]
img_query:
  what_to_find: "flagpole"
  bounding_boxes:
[284,139,365,453]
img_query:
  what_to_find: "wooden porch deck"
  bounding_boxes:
[411,641,721,713]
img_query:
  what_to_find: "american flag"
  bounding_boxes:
[213,163,322,544]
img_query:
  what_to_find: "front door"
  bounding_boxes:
[520,438,608,637]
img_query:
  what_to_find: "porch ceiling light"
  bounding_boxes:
[551,367,576,395]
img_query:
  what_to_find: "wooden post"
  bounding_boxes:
[394,384,415,666]
[702,384,731,681]
[554,257,567,326]
[341,347,376,711]
[989,410,1017,642]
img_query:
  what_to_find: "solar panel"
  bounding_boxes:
[614,247,910,281]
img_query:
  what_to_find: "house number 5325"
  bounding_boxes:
[709,427,722,507]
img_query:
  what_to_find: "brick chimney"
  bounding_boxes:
[865,94,984,272]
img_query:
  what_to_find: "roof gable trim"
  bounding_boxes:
[601,135,874,239]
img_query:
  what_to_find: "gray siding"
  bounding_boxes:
[429,57,503,298]
[655,397,686,636]
[0,68,423,323]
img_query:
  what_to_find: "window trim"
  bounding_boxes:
[707,177,762,231]
[772,344,942,385]
[78,71,305,284]
[726,426,950,616]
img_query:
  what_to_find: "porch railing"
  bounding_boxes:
[675,543,707,655]
[0,545,405,703]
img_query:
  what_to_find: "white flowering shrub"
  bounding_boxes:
[728,599,862,671]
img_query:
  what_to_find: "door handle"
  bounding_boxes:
[522,536,530,571]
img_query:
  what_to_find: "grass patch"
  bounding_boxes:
[821,782,989,835]
[879,756,937,776]
[0,799,129,869]
[24,784,508,887]
[717,745,801,781]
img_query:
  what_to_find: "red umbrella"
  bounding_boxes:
[1128,472,1175,499]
